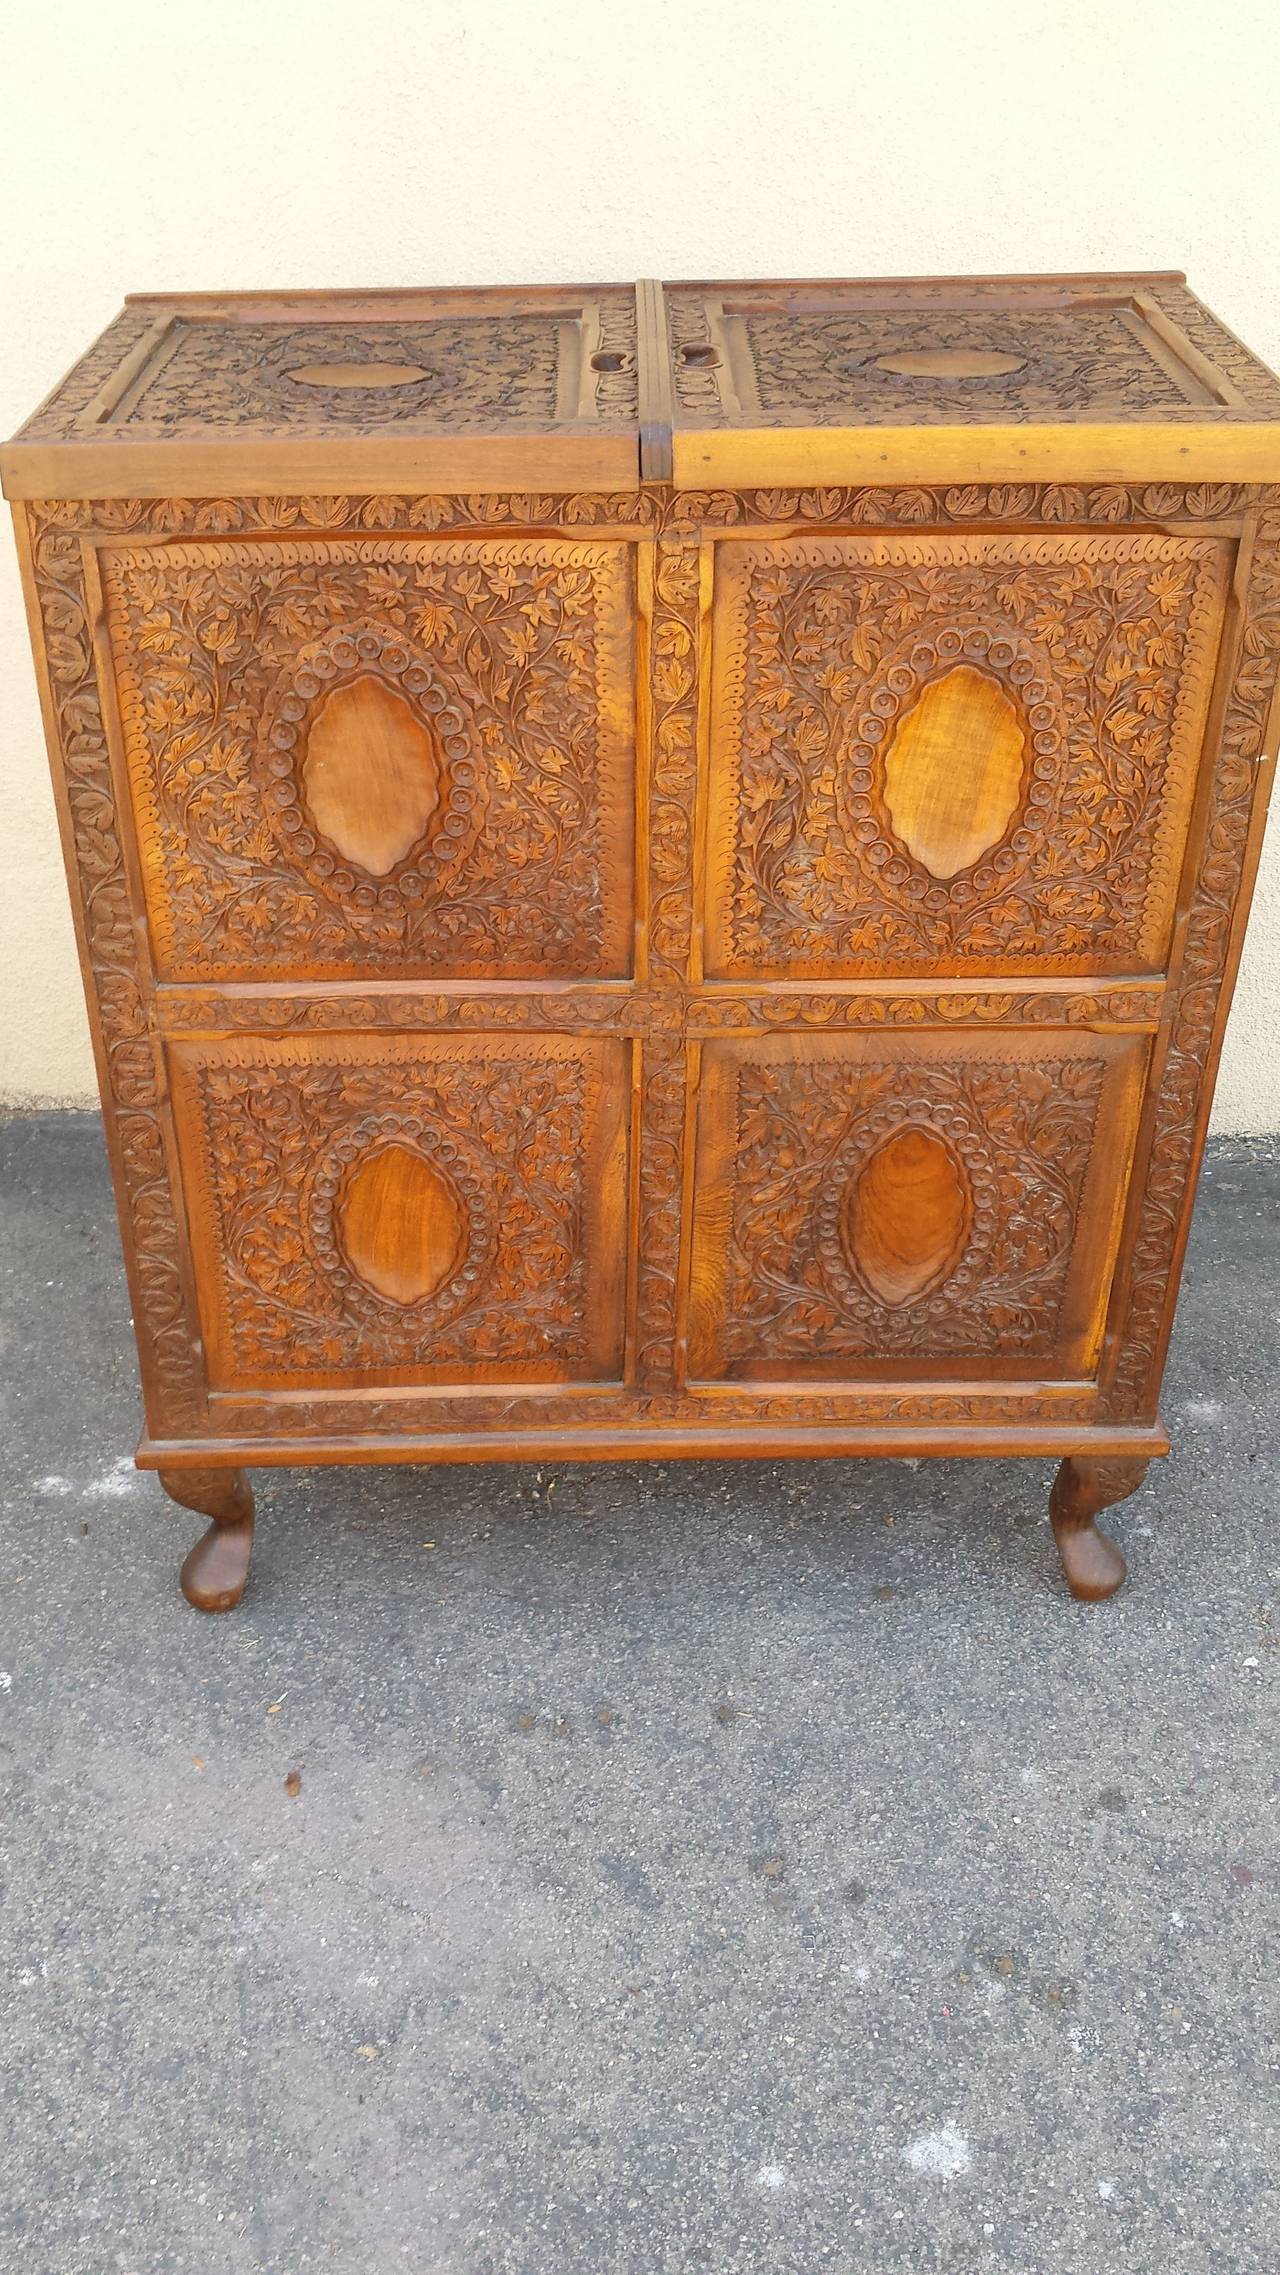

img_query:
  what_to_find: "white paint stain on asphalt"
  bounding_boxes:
[93,1457,140,1498]
[904,2126,972,2182]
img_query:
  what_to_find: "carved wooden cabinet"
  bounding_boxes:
[7,274,1280,1611]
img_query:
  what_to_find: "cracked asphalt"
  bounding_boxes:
[1,1110,1276,2274]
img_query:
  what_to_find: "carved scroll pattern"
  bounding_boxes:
[188,1049,595,1379]
[104,537,634,979]
[1105,509,1280,1412]
[154,983,1164,1038]
[24,521,204,1430]
[714,534,1227,974]
[715,1055,1107,1367]
[27,480,1251,546]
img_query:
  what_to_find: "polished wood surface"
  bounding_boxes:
[159,1467,256,1612]
[7,276,1280,1609]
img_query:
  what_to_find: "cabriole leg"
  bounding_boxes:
[159,1467,256,1613]
[1048,1456,1147,1604]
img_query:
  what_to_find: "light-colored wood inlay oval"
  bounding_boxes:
[881,664,1026,880]
[874,349,1026,378]
[286,361,432,389]
[842,1127,971,1306]
[339,1143,467,1305]
[302,674,442,875]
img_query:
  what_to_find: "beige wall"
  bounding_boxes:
[3,0,1278,1123]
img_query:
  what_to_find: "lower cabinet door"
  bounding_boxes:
[687,1028,1148,1386]
[167,1031,630,1392]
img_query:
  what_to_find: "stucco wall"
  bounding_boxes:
[2,0,1278,1123]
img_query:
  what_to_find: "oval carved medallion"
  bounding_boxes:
[286,361,432,390]
[302,674,442,876]
[881,664,1026,880]
[338,1142,468,1306]
[873,349,1026,378]
[840,1127,971,1306]
[258,622,487,916]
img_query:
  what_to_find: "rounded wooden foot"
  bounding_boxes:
[1049,1456,1146,1603]
[159,1468,255,1613]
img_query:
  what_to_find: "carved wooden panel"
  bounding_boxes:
[102,535,637,980]
[665,278,1280,431]
[706,531,1229,978]
[124,309,639,432]
[687,1031,1148,1383]
[16,290,639,442]
[168,1033,630,1390]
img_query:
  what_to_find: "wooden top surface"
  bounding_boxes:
[7,274,1280,496]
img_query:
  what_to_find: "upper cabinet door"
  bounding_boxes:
[2,285,642,497]
[703,526,1230,980]
[100,528,638,983]
[657,275,1280,486]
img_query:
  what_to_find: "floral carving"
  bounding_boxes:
[1104,509,1280,1413]
[23,520,204,1431]
[104,536,635,979]
[634,1033,688,1388]
[178,1040,622,1383]
[153,981,1163,1039]
[648,540,703,985]
[710,532,1227,975]
[127,317,572,430]
[734,306,1201,422]
[688,985,1163,1032]
[26,481,1249,549]
[666,280,1280,427]
[15,305,157,442]
[700,1053,1109,1372]
[20,298,639,440]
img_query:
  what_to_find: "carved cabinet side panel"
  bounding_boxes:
[19,509,206,1433]
[1104,506,1280,1414]
[167,1032,631,1390]
[687,1031,1148,1384]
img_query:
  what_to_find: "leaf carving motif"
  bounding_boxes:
[720,1055,1107,1366]
[103,537,634,981]
[189,1048,598,1382]
[715,533,1227,977]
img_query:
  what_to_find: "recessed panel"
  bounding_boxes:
[338,1142,468,1305]
[302,675,443,875]
[169,1031,631,1391]
[705,530,1229,979]
[662,278,1280,430]
[104,535,637,982]
[687,1028,1148,1385]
